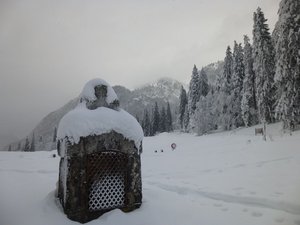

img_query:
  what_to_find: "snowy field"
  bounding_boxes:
[1,123,300,225]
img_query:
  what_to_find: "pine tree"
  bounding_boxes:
[195,91,215,135]
[231,41,245,128]
[24,137,30,152]
[166,102,173,132]
[179,86,188,130]
[222,46,234,94]
[183,105,190,132]
[53,127,57,142]
[274,0,300,129]
[30,133,35,152]
[152,102,160,135]
[241,35,258,127]
[188,65,200,114]
[142,109,151,136]
[159,106,166,132]
[219,46,234,130]
[253,7,276,123]
[199,68,209,97]
[188,65,201,131]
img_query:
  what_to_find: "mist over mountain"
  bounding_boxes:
[4,60,224,152]
[0,133,19,151]
[6,77,184,151]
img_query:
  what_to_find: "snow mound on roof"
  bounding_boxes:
[57,79,143,149]
[79,78,118,104]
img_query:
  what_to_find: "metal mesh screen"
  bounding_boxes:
[87,151,127,211]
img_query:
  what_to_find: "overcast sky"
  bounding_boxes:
[0,0,280,140]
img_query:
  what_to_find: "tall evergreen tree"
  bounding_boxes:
[195,92,215,135]
[24,137,30,152]
[179,86,188,130]
[219,46,234,130]
[159,106,166,132]
[188,65,201,131]
[253,7,276,123]
[166,102,173,132]
[183,105,190,132]
[53,127,57,142]
[274,0,300,129]
[231,41,245,128]
[199,68,209,97]
[30,133,35,152]
[152,102,160,135]
[142,109,151,136]
[188,65,200,114]
[241,35,258,127]
[222,46,234,94]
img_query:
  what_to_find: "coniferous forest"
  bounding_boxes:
[142,0,300,136]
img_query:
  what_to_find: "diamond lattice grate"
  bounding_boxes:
[87,151,127,211]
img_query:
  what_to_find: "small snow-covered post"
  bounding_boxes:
[263,122,267,141]
[56,79,143,223]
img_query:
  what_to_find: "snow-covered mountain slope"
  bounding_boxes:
[1,122,300,225]
[203,61,224,85]
[123,77,183,120]
[7,77,183,151]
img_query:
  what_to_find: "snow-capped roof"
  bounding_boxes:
[57,79,143,149]
[79,78,118,104]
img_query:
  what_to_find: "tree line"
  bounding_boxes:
[140,102,173,136]
[178,1,300,135]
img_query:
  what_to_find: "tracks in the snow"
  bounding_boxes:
[147,181,300,215]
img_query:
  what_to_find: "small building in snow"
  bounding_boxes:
[56,79,143,223]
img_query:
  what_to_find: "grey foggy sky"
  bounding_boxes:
[0,0,280,139]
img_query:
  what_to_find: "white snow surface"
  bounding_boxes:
[57,103,143,150]
[1,123,300,225]
[80,78,118,104]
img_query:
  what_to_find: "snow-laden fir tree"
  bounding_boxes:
[194,68,211,133]
[30,133,35,152]
[222,46,234,95]
[53,127,57,142]
[219,46,234,130]
[199,68,209,97]
[23,137,30,152]
[183,104,190,132]
[274,0,300,129]
[166,101,173,132]
[179,86,188,130]
[188,65,200,112]
[253,7,276,124]
[241,35,258,127]
[195,91,215,135]
[231,41,245,128]
[152,102,160,135]
[188,65,201,130]
[159,106,166,132]
[142,109,151,136]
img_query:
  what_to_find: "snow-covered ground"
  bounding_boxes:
[1,123,300,225]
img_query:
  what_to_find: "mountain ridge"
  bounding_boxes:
[6,77,184,151]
